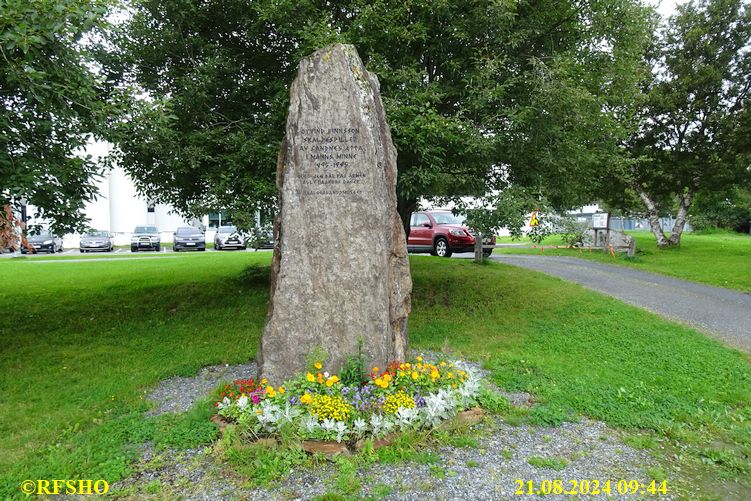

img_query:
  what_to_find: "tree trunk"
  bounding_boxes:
[397,196,417,239]
[474,230,483,263]
[634,185,670,247]
[667,192,693,246]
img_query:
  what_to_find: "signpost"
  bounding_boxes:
[592,213,609,248]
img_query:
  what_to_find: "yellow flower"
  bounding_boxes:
[331,375,339,383]
[440,361,447,367]
[266,385,276,398]
[417,356,423,362]
[261,378,268,385]
[382,391,416,414]
[447,372,453,379]
[383,373,392,382]
[398,371,406,378]
[317,374,324,384]
[372,367,379,373]
[309,394,352,421]
[374,377,384,386]
[300,393,312,405]
[405,363,411,368]
[278,386,286,394]
[431,369,440,379]
[452,383,458,389]
[411,371,419,380]
[326,376,339,387]
[314,362,323,370]
[306,372,315,382]
[256,408,263,415]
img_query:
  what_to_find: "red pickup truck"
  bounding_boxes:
[407,210,495,258]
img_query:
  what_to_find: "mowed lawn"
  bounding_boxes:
[1,252,749,498]
[495,230,751,292]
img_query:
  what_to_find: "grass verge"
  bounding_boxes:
[0,253,749,498]
[494,230,751,292]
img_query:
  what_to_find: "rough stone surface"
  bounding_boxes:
[258,44,412,383]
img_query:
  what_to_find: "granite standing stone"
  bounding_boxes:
[257,44,412,383]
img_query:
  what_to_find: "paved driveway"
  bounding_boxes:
[490,254,751,353]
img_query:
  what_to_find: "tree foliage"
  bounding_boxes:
[613,0,751,246]
[105,0,653,230]
[0,0,111,234]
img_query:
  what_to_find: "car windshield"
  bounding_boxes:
[431,213,464,225]
[134,226,158,234]
[218,226,238,234]
[176,227,203,236]
[34,231,53,237]
[84,231,108,237]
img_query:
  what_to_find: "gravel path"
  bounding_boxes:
[489,254,751,353]
[113,361,672,500]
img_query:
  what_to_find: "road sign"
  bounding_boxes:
[530,211,540,227]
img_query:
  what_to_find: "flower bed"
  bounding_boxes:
[213,356,483,451]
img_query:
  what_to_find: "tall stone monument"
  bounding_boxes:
[258,44,412,384]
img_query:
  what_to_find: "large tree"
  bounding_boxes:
[105,0,653,231]
[618,0,751,246]
[0,0,111,236]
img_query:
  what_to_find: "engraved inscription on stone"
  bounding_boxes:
[295,127,366,197]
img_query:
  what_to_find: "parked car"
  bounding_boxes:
[131,225,161,252]
[21,231,63,254]
[407,211,496,258]
[214,225,247,250]
[79,230,114,253]
[173,226,206,251]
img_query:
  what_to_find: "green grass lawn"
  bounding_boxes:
[494,230,751,292]
[1,253,749,498]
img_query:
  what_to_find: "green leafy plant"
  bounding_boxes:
[340,339,366,387]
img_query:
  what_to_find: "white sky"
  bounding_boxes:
[649,0,682,19]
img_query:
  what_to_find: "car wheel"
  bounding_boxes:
[131,247,137,253]
[483,249,492,257]
[80,249,84,253]
[433,238,452,258]
[156,245,161,252]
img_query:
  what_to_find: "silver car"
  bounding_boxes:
[80,230,114,253]
[214,225,246,250]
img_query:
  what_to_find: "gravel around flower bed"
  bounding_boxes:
[113,360,673,500]
[146,361,257,416]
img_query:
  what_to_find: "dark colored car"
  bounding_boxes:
[131,225,161,252]
[80,230,114,253]
[214,225,246,250]
[173,226,206,252]
[21,231,63,254]
[407,211,496,258]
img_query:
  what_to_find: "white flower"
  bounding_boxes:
[334,421,349,443]
[300,415,320,435]
[370,414,394,438]
[216,396,232,410]
[321,418,338,434]
[280,402,302,423]
[236,395,249,409]
[353,418,368,437]
[256,401,282,431]
[395,407,420,430]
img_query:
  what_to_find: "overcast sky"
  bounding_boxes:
[650,0,682,19]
